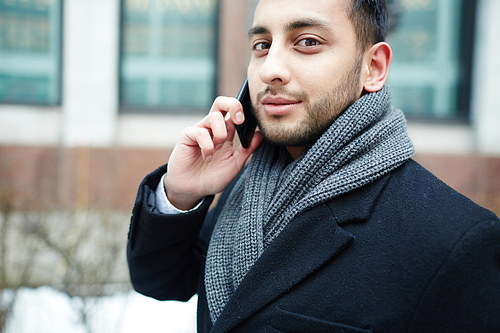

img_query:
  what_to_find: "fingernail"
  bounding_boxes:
[235,111,243,123]
[206,155,213,163]
[215,144,223,150]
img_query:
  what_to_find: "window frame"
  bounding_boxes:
[118,0,220,115]
[0,0,64,106]
[386,0,477,122]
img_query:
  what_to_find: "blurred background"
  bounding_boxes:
[0,0,499,332]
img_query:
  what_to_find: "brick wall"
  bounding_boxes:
[0,145,171,212]
[1,145,499,215]
[414,154,500,214]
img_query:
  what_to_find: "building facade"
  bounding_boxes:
[1,0,499,214]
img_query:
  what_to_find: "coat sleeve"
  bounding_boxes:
[126,164,215,302]
[406,217,500,332]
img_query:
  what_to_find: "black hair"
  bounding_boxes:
[347,0,389,50]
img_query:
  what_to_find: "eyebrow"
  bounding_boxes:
[248,18,332,38]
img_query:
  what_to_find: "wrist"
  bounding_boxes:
[163,177,203,211]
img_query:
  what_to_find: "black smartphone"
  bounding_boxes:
[235,78,257,149]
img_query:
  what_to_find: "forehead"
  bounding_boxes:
[252,0,351,30]
[251,0,354,38]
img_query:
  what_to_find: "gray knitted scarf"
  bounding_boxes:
[205,86,415,323]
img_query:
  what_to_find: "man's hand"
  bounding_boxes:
[164,96,263,211]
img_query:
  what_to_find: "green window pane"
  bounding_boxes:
[120,0,218,111]
[0,0,62,104]
[387,0,466,118]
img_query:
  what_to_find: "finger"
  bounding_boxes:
[181,126,215,161]
[206,112,228,148]
[224,114,237,143]
[193,111,230,150]
[210,96,245,126]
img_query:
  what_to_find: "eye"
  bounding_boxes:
[253,41,271,51]
[296,38,322,47]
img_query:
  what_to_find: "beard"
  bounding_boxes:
[253,58,363,147]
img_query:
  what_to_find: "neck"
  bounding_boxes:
[286,146,305,160]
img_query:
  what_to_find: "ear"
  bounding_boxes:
[362,42,392,93]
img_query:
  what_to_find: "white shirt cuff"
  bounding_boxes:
[155,173,204,214]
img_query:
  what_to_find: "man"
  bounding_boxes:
[127,0,500,332]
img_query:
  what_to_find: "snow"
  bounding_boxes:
[4,287,198,333]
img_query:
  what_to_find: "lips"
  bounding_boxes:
[261,96,301,116]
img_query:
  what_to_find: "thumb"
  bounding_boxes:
[235,131,263,164]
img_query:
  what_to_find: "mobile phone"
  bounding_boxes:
[235,78,257,148]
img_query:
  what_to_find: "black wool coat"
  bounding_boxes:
[127,159,500,333]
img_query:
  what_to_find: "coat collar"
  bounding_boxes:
[328,172,391,225]
[211,172,392,332]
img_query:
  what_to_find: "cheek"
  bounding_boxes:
[305,58,358,92]
[247,58,261,77]
[293,56,343,88]
[247,66,259,101]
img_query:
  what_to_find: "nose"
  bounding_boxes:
[258,43,291,86]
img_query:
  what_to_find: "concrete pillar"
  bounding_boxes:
[62,0,120,146]
[471,0,500,156]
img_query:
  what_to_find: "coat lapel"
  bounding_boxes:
[211,172,392,332]
[211,204,353,332]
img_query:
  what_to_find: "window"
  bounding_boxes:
[387,0,475,119]
[0,0,62,105]
[120,0,218,112]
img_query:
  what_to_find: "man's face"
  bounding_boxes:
[247,0,367,147]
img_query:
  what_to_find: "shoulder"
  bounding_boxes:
[338,160,500,330]
[387,161,500,331]
[335,158,499,278]
[368,159,499,275]
[382,159,497,223]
